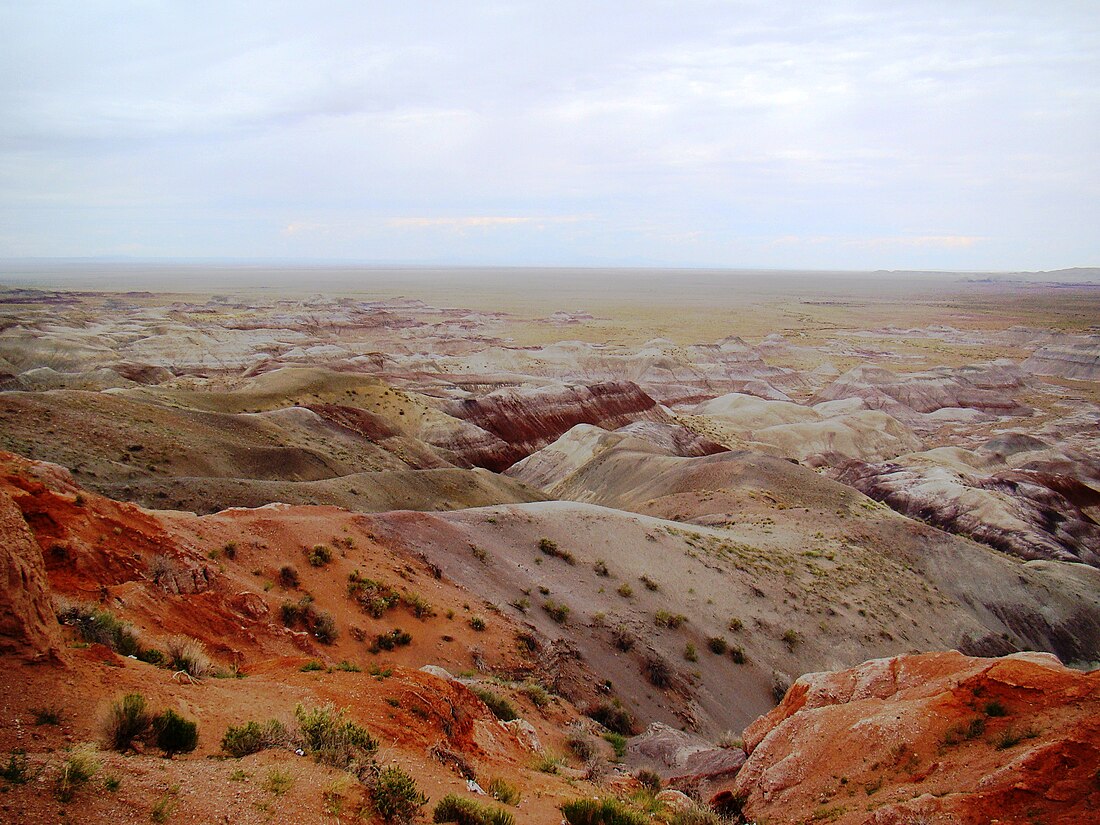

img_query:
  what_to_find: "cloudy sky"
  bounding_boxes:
[1,2,1097,270]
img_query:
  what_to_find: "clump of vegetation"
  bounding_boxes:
[469,615,487,631]
[593,559,610,577]
[278,564,300,588]
[104,693,151,752]
[984,700,1008,717]
[300,659,324,672]
[403,591,435,618]
[433,794,516,825]
[706,636,728,655]
[151,789,178,823]
[521,681,550,708]
[32,705,64,726]
[543,600,569,624]
[472,687,518,722]
[165,635,214,678]
[264,767,293,796]
[538,538,575,564]
[642,652,674,688]
[611,624,635,652]
[616,583,633,598]
[566,729,596,760]
[639,575,659,591]
[729,645,746,664]
[221,719,289,757]
[56,743,101,802]
[487,777,521,805]
[222,542,237,559]
[295,703,378,770]
[333,660,361,672]
[470,545,489,563]
[348,571,401,617]
[782,629,801,650]
[942,717,986,746]
[683,643,698,662]
[728,617,743,631]
[367,764,428,824]
[635,768,662,792]
[654,610,687,629]
[1,750,31,784]
[370,628,413,653]
[994,726,1039,750]
[151,709,199,757]
[560,797,649,825]
[534,752,565,774]
[307,544,333,567]
[54,599,142,656]
[586,699,635,735]
[281,596,339,644]
[603,732,627,759]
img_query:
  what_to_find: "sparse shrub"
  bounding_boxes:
[729,645,746,664]
[617,583,633,598]
[771,672,791,704]
[943,717,986,746]
[567,730,595,760]
[538,538,575,564]
[639,575,659,591]
[103,774,121,791]
[222,542,237,559]
[32,705,64,726]
[278,564,300,588]
[487,777,521,805]
[295,703,377,769]
[310,609,338,644]
[469,615,487,631]
[611,624,635,652]
[56,743,101,802]
[683,643,698,662]
[593,559,610,577]
[264,767,293,796]
[984,700,1008,717]
[307,544,332,567]
[635,768,662,792]
[404,592,435,618]
[706,636,728,655]
[543,600,569,623]
[510,597,530,612]
[105,693,151,752]
[300,659,324,672]
[433,794,515,825]
[370,628,413,653]
[669,806,723,825]
[586,699,635,735]
[138,647,165,666]
[560,797,649,825]
[654,610,687,629]
[368,764,428,824]
[348,572,401,617]
[165,635,213,678]
[727,617,743,631]
[151,790,177,823]
[1,750,30,784]
[471,687,518,722]
[643,652,673,688]
[54,599,141,656]
[534,752,565,774]
[333,660,361,672]
[521,681,550,708]
[470,545,489,563]
[152,709,198,757]
[782,629,801,650]
[602,732,627,759]
[717,731,743,749]
[994,726,1039,750]
[221,719,289,757]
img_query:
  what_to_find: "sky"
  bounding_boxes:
[1,1,1097,270]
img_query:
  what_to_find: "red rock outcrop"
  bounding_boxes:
[0,488,60,661]
[731,651,1100,825]
[443,381,668,470]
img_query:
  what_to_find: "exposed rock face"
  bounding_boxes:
[814,364,1032,417]
[1023,337,1100,380]
[0,489,60,660]
[443,381,668,470]
[830,459,1100,567]
[733,651,1100,825]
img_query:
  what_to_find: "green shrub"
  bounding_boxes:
[560,798,649,825]
[264,767,293,795]
[295,703,377,769]
[278,565,300,588]
[403,592,435,618]
[348,572,402,617]
[593,559,610,577]
[654,610,686,629]
[706,636,728,655]
[643,652,674,688]
[55,601,142,656]
[307,544,332,567]
[683,643,698,662]
[137,647,165,666]
[370,628,412,653]
[639,575,659,591]
[586,700,635,735]
[469,615,487,631]
[669,806,723,825]
[616,583,633,598]
[105,693,151,752]
[433,794,515,825]
[152,709,198,757]
[471,687,518,722]
[369,765,428,823]
[729,645,746,664]
[635,768,662,792]
[486,776,521,805]
[221,719,288,757]
[56,743,101,802]
[521,681,550,708]
[603,732,627,759]
[543,600,569,623]
[782,629,801,650]
[538,538,575,564]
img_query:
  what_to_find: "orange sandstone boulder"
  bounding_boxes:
[0,488,60,660]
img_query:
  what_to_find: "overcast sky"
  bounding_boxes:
[1,2,1097,270]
